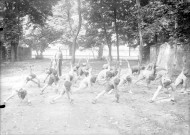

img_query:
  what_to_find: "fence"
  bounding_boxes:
[32,47,139,60]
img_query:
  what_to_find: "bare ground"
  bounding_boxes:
[0,59,190,135]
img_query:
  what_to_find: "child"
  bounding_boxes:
[77,60,90,79]
[41,58,59,94]
[117,74,132,94]
[92,66,121,104]
[25,66,41,87]
[73,68,97,92]
[4,81,31,105]
[134,63,156,88]
[50,72,74,104]
[117,60,133,93]
[149,70,176,103]
[96,63,111,85]
[174,56,189,93]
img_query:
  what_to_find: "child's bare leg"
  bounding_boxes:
[40,84,49,94]
[24,95,31,105]
[92,90,107,104]
[174,74,182,89]
[128,83,132,93]
[44,74,50,83]
[150,85,162,102]
[169,83,176,101]
[146,79,151,89]
[115,89,120,103]
[134,75,144,85]
[51,90,65,103]
[4,90,16,104]
[181,77,187,93]
[66,90,73,103]
[30,79,40,87]
[74,83,87,92]
[35,77,41,87]
[108,89,114,94]
[118,79,125,88]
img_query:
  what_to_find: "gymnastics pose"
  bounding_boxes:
[73,68,97,92]
[4,81,31,105]
[134,62,156,88]
[149,70,176,103]
[92,65,121,104]
[25,66,41,87]
[174,56,189,93]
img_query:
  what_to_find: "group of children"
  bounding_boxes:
[3,56,189,105]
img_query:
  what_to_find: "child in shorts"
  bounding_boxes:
[92,66,121,104]
[50,73,73,104]
[4,81,31,105]
[149,71,176,103]
[41,58,59,94]
[25,66,40,87]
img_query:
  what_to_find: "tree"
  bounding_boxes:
[71,0,82,64]
[21,25,63,58]
[3,0,60,61]
[83,0,139,61]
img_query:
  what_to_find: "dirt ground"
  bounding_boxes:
[0,59,190,135]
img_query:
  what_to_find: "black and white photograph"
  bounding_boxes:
[0,0,190,134]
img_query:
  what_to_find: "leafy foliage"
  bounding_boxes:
[141,0,190,48]
[3,0,60,61]
[22,25,63,57]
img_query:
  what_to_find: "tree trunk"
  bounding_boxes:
[108,45,112,61]
[69,45,72,56]
[113,7,119,61]
[40,51,43,59]
[72,0,82,64]
[11,43,15,62]
[103,22,112,61]
[98,44,103,59]
[14,42,18,61]
[66,0,74,57]
[129,46,131,56]
[10,41,19,62]
[136,0,143,74]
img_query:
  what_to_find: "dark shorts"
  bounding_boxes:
[161,79,172,88]
[106,71,113,79]
[114,78,120,86]
[90,76,97,83]
[69,75,73,81]
[48,77,54,85]
[105,83,114,92]
[48,75,59,85]
[126,76,132,83]
[18,89,27,99]
[79,68,84,76]
[64,81,72,91]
